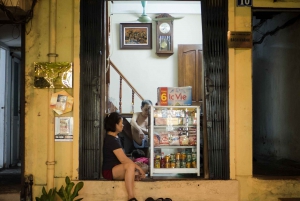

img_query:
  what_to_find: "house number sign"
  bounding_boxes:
[237,0,252,7]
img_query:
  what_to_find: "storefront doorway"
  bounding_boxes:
[253,9,300,176]
[79,0,229,180]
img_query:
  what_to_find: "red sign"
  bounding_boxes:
[159,87,168,106]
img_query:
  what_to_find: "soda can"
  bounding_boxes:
[180,161,186,168]
[192,152,197,161]
[187,153,192,162]
[181,152,186,161]
[175,160,180,168]
[155,159,160,168]
[165,155,170,163]
[176,153,181,160]
[171,160,176,168]
[191,160,197,168]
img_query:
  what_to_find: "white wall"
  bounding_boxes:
[109,2,202,113]
[111,1,201,14]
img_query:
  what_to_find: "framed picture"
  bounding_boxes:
[120,23,152,50]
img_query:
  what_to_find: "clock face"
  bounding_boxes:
[159,22,171,34]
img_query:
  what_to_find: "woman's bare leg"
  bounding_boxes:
[112,163,136,200]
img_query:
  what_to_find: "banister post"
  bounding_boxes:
[119,76,122,113]
[131,90,134,113]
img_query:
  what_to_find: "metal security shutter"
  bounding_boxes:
[79,0,106,180]
[201,0,229,179]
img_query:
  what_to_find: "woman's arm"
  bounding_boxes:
[131,112,149,134]
[113,148,146,176]
[130,113,147,141]
[114,148,135,164]
[130,113,142,132]
[140,127,149,135]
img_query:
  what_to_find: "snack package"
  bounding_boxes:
[179,135,189,146]
[154,133,160,147]
[159,132,169,145]
[188,134,197,146]
[169,131,180,146]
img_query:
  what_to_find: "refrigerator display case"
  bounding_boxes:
[149,106,200,177]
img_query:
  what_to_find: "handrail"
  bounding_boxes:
[109,60,144,101]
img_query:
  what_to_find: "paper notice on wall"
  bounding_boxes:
[50,90,73,115]
[55,117,73,141]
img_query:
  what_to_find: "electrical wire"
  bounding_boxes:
[0,0,37,24]
[253,14,300,45]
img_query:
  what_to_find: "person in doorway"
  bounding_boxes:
[130,100,152,146]
[102,112,146,201]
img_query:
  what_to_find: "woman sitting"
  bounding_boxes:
[130,100,152,146]
[102,112,146,201]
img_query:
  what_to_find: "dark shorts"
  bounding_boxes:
[102,169,113,180]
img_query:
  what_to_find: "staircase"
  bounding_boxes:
[107,60,147,155]
[107,60,144,114]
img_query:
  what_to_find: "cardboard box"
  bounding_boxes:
[157,86,192,106]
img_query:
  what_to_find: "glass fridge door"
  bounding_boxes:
[149,106,200,177]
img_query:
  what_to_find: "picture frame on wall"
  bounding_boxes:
[120,23,152,50]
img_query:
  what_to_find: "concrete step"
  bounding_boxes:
[0,193,20,201]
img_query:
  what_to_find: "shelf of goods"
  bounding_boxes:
[149,106,200,177]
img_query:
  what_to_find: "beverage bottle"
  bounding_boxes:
[160,152,166,168]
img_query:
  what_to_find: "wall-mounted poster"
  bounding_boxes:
[34,62,72,88]
[55,117,73,141]
[50,90,73,115]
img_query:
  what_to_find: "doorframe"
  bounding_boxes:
[10,55,21,166]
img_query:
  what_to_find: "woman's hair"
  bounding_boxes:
[104,112,122,132]
[141,100,152,108]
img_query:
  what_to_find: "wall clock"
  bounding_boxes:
[155,14,174,56]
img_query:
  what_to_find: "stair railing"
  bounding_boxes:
[108,60,144,113]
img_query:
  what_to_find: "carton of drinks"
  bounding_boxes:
[157,86,192,106]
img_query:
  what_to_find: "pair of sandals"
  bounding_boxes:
[145,198,172,201]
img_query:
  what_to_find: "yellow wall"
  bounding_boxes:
[229,0,300,201]
[25,0,300,200]
[25,0,80,195]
